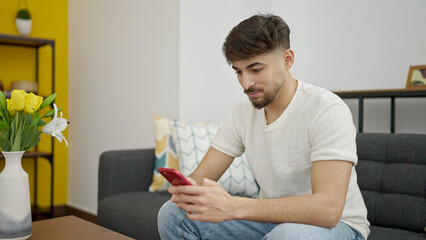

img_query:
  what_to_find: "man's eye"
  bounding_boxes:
[235,71,242,75]
[252,69,262,73]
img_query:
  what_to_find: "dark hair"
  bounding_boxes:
[222,14,290,64]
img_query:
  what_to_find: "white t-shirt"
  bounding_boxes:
[211,80,370,239]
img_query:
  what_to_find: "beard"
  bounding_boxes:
[245,81,284,109]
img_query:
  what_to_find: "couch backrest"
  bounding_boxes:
[355,133,426,232]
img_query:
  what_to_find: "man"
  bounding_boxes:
[158,14,369,240]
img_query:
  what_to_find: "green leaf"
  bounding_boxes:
[10,111,24,150]
[17,9,31,20]
[26,115,32,125]
[24,131,41,151]
[32,111,39,126]
[21,125,33,148]
[0,135,11,151]
[0,110,5,121]
[23,112,29,125]
[20,112,26,130]
[24,132,37,149]
[10,112,23,151]
[41,107,62,118]
[0,91,6,111]
[11,126,23,151]
[40,93,57,109]
[10,113,18,146]
[24,123,38,149]
[37,119,47,127]
[0,121,9,132]
[4,109,11,125]
[1,129,9,140]
[16,111,22,127]
[41,109,53,119]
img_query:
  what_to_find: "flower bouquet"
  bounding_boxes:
[0,89,68,151]
[0,89,68,240]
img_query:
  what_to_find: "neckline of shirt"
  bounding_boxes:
[261,79,302,129]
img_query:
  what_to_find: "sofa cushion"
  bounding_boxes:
[149,115,180,192]
[98,191,171,240]
[171,118,259,197]
[361,190,425,233]
[368,225,425,240]
[356,133,426,233]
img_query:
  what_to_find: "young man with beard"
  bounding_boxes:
[158,14,369,240]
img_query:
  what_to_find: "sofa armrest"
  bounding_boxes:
[98,148,155,202]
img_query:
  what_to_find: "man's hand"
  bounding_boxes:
[169,178,238,222]
[168,176,198,205]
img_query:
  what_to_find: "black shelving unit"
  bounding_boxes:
[0,33,55,218]
[335,88,426,133]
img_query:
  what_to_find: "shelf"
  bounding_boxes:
[0,33,55,219]
[0,151,52,159]
[32,206,54,221]
[334,88,426,133]
[334,88,426,98]
[0,33,54,48]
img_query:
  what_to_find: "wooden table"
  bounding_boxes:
[29,215,134,240]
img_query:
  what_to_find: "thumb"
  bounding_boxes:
[201,178,218,186]
[186,176,197,186]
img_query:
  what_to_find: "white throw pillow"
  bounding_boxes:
[171,119,259,198]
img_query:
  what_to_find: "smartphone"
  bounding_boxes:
[158,167,193,186]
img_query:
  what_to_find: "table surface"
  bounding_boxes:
[29,215,134,240]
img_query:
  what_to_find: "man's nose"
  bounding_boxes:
[240,75,256,90]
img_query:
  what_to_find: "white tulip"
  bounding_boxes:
[42,103,68,147]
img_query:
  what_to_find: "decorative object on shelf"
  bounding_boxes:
[2,90,12,99]
[15,8,32,36]
[0,90,68,240]
[11,80,38,94]
[406,65,426,90]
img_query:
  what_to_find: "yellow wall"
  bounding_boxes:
[0,0,68,208]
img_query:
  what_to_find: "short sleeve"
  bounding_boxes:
[210,104,245,158]
[309,101,358,165]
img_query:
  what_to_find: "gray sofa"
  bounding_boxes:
[98,133,426,240]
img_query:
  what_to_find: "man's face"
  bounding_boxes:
[232,51,287,109]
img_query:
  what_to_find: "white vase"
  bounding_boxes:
[15,19,32,36]
[0,151,32,240]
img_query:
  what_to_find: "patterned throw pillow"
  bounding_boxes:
[171,119,259,198]
[149,115,179,192]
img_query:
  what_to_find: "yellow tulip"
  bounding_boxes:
[6,99,16,117]
[24,92,43,114]
[9,89,26,112]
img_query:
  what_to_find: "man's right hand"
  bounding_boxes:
[169,176,197,204]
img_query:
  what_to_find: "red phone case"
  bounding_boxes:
[158,167,193,186]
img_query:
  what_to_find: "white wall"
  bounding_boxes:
[68,0,426,214]
[68,0,179,214]
[179,0,426,133]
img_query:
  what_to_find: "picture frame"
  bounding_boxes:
[406,65,426,89]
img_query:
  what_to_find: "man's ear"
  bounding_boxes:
[283,49,295,69]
